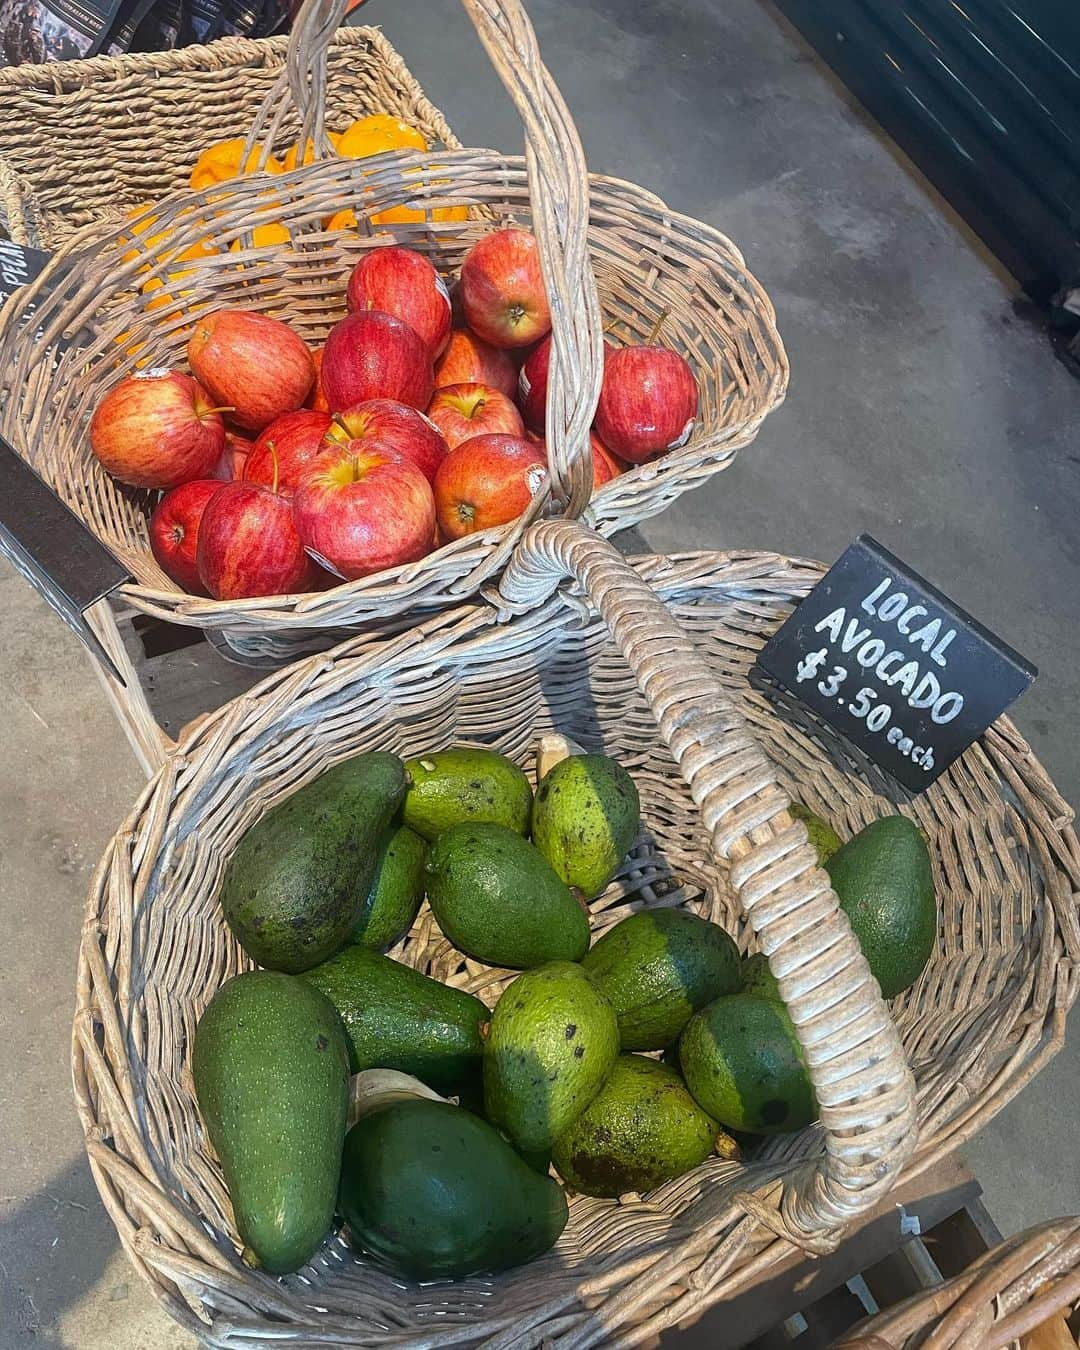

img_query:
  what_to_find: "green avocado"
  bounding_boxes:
[531,754,641,898]
[348,823,427,951]
[582,909,742,1049]
[679,991,817,1135]
[484,961,619,1156]
[403,747,532,840]
[218,752,406,973]
[339,1098,568,1280]
[789,802,843,866]
[552,1054,729,1198]
[300,947,488,1095]
[741,952,781,1002]
[426,822,590,968]
[825,815,936,999]
[192,971,350,1275]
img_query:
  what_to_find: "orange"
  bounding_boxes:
[228,222,292,250]
[326,208,358,231]
[337,114,427,160]
[119,205,219,313]
[325,201,468,231]
[190,139,284,191]
[283,131,342,171]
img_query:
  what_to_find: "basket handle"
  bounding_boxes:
[499,519,919,1242]
[247,0,604,519]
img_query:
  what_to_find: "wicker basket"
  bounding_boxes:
[0,0,787,774]
[74,520,1080,1347]
[0,25,460,250]
[838,1215,1080,1349]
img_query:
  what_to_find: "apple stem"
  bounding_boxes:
[200,406,235,418]
[331,413,351,436]
[645,308,669,346]
[270,444,280,496]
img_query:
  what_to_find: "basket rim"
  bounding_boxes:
[0,154,789,631]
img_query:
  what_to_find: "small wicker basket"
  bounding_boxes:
[74,520,1080,1347]
[838,1215,1080,1349]
[0,25,460,250]
[0,0,787,775]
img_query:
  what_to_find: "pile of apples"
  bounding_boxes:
[89,228,700,601]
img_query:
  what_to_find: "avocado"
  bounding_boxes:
[582,909,742,1050]
[192,971,350,1275]
[741,952,781,1002]
[218,752,406,973]
[300,947,488,1095]
[403,747,532,840]
[426,822,590,968]
[484,961,619,1156]
[348,823,427,950]
[825,815,936,999]
[339,1098,568,1279]
[679,990,816,1135]
[789,802,843,866]
[531,754,640,897]
[552,1054,729,1197]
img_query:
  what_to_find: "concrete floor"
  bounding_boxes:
[3,0,1079,1344]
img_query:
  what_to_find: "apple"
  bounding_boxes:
[89,370,226,489]
[188,308,315,432]
[243,409,333,495]
[519,335,615,433]
[326,400,448,484]
[433,433,546,540]
[433,328,517,399]
[426,382,524,451]
[593,345,699,463]
[308,348,331,413]
[211,431,254,481]
[321,310,434,413]
[460,228,551,348]
[294,444,435,580]
[149,479,222,593]
[346,246,452,359]
[196,481,317,599]
[526,429,623,490]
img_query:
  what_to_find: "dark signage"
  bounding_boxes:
[754,535,1036,791]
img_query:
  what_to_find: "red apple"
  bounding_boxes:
[243,409,333,496]
[346,246,452,359]
[308,348,331,413]
[326,400,448,484]
[321,310,433,413]
[149,479,222,593]
[434,329,517,399]
[594,345,699,463]
[519,336,615,433]
[460,228,551,348]
[188,309,315,433]
[196,481,317,599]
[89,370,225,489]
[433,433,546,540]
[426,382,524,451]
[294,444,435,580]
[211,431,254,481]
[526,429,623,490]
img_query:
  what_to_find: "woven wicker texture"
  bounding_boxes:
[0,0,787,676]
[837,1215,1080,1349]
[0,27,459,250]
[75,523,1080,1347]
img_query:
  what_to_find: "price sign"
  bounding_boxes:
[754,536,1036,791]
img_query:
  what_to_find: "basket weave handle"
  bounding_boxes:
[248,0,604,517]
[500,519,919,1242]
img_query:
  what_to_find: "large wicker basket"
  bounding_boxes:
[75,521,1080,1347]
[0,0,787,774]
[0,25,460,250]
[839,1215,1080,1348]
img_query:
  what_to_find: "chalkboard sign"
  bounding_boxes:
[754,536,1036,791]
[0,239,51,313]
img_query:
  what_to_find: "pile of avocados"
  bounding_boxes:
[194,744,937,1282]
